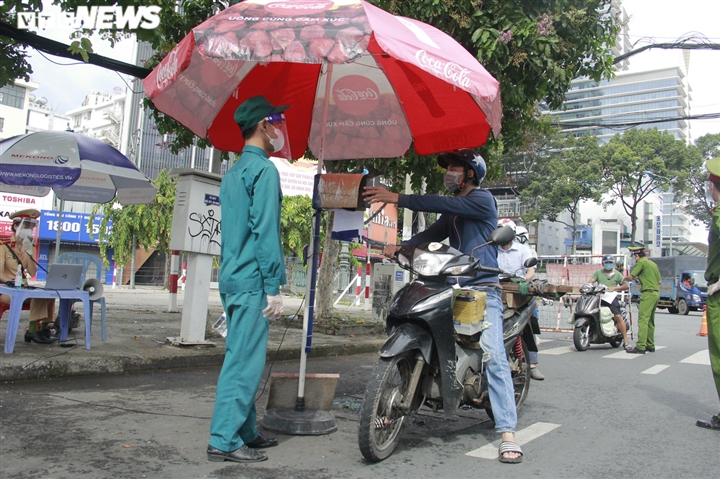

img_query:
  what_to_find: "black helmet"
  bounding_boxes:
[602,254,615,264]
[437,149,486,185]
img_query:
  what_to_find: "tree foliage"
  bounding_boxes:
[678,133,720,229]
[281,194,317,259]
[91,169,176,267]
[521,134,604,253]
[601,128,699,245]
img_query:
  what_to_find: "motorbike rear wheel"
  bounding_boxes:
[485,337,531,422]
[358,351,415,463]
[573,324,590,351]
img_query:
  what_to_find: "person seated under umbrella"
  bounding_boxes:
[0,209,56,344]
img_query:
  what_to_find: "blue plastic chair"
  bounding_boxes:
[56,252,108,341]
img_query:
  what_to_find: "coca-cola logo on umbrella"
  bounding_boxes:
[332,75,380,115]
[156,49,180,90]
[265,1,334,17]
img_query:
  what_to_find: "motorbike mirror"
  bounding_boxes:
[489,226,515,246]
[524,257,538,269]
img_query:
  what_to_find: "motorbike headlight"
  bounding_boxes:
[693,294,701,302]
[397,252,411,268]
[412,252,455,276]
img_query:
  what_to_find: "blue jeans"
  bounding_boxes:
[475,286,517,433]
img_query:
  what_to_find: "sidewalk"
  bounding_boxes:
[0,286,385,381]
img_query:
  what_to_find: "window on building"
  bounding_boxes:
[0,117,4,132]
[602,230,618,254]
[0,84,26,109]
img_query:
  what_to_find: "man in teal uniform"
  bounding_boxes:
[624,247,661,354]
[698,157,720,430]
[207,96,288,463]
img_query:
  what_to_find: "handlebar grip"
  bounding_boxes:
[477,265,505,274]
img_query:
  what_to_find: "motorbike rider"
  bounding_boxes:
[588,254,630,349]
[497,219,544,381]
[363,149,524,464]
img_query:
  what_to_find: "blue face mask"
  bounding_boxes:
[603,263,614,271]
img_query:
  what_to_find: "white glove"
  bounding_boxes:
[262,294,284,320]
[22,237,33,254]
[708,282,720,297]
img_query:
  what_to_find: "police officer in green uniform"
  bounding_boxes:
[698,157,720,430]
[206,96,289,463]
[624,247,661,354]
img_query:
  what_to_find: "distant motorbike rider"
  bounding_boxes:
[588,254,630,349]
[363,149,524,463]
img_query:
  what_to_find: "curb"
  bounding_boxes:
[0,339,385,382]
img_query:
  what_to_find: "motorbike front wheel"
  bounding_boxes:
[358,351,415,462]
[573,324,590,351]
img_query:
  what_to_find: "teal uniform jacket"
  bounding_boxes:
[209,145,287,452]
[218,146,287,295]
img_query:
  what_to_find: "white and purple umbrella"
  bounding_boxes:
[0,131,157,204]
[0,130,157,257]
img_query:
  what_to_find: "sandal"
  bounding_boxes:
[498,441,523,464]
[696,414,720,430]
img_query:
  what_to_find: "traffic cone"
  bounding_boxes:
[697,306,708,337]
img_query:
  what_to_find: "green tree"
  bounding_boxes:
[601,128,697,246]
[679,133,720,229]
[281,194,316,259]
[520,134,604,254]
[91,169,176,283]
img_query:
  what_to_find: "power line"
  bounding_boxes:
[553,112,720,131]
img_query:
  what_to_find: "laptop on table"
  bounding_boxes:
[44,264,84,290]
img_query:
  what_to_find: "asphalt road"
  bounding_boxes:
[1,310,718,479]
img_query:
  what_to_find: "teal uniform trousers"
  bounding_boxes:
[209,290,268,451]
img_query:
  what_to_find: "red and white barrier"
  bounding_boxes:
[169,250,180,312]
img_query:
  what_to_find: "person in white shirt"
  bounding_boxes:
[497,219,544,380]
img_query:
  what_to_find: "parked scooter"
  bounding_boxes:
[572,283,630,351]
[357,227,537,462]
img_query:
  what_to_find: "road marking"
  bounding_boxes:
[466,422,561,459]
[603,346,665,359]
[680,350,711,365]
[538,346,574,355]
[641,364,670,375]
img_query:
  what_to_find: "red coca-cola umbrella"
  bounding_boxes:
[143,0,502,161]
[143,0,503,436]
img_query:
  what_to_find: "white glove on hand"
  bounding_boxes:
[22,237,33,254]
[262,294,284,320]
[708,282,720,297]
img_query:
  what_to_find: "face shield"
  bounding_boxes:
[265,112,291,160]
[705,180,716,208]
[13,217,39,254]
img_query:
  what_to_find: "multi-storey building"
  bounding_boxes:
[0,79,39,139]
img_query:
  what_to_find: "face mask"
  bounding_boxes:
[444,170,464,193]
[264,125,284,152]
[603,263,614,271]
[15,228,33,241]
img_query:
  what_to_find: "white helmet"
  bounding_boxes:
[515,225,529,244]
[497,218,516,230]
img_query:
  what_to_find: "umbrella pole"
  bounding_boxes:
[54,199,64,261]
[262,64,337,436]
